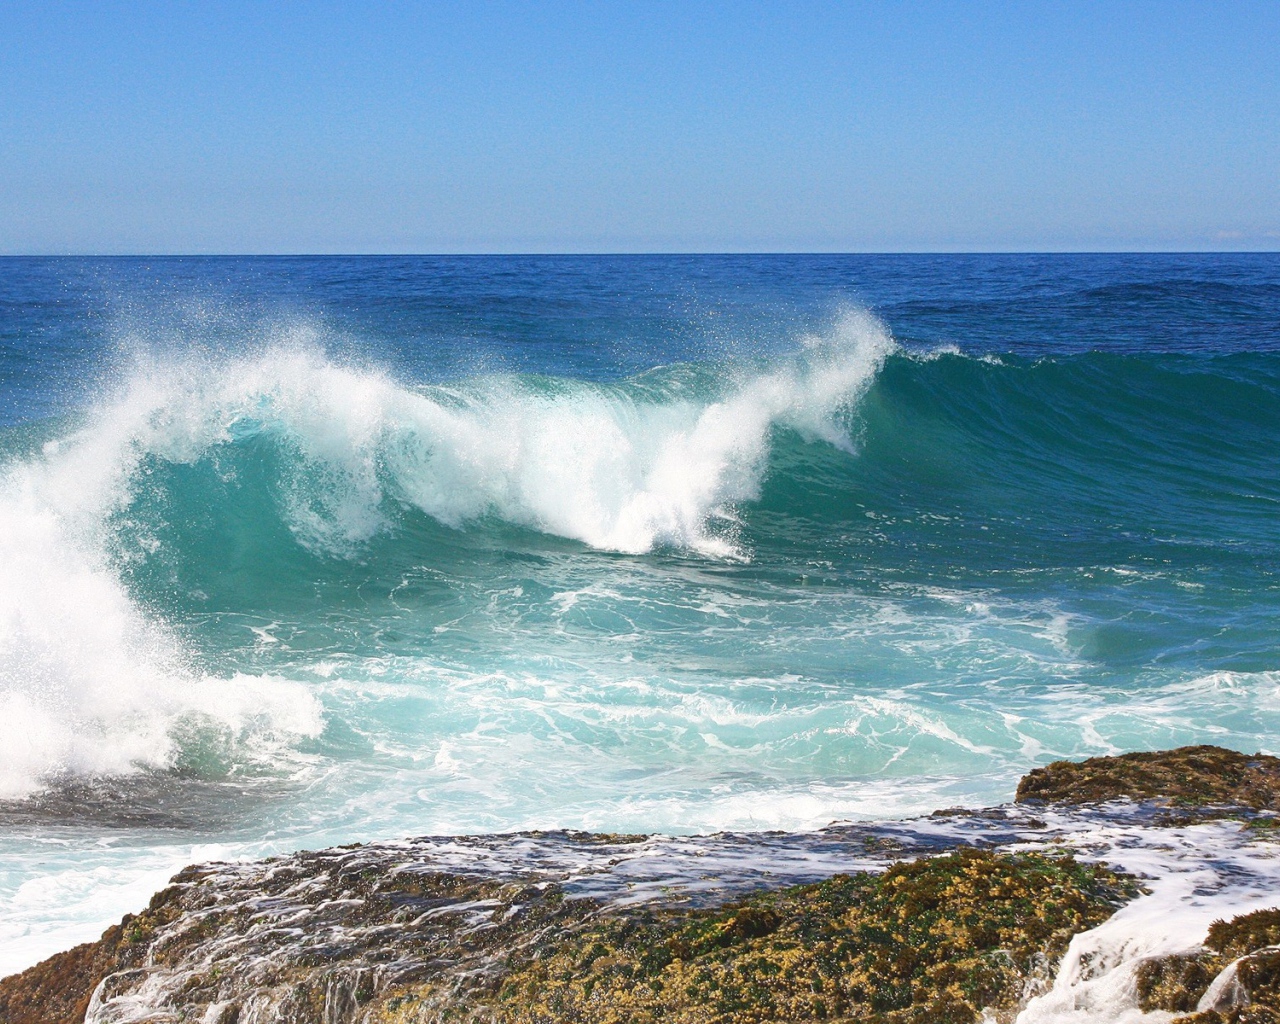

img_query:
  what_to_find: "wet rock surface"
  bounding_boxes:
[1134,907,1280,1023]
[0,847,1132,1024]
[4,745,1280,1024]
[1015,745,1280,810]
[459,849,1132,1024]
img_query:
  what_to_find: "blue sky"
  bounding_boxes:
[1,1,1277,253]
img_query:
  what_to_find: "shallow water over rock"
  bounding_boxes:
[3,790,1279,1024]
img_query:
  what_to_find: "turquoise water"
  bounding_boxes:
[1,254,1278,972]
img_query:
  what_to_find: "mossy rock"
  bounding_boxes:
[0,882,188,1024]
[376,848,1135,1024]
[1133,906,1280,1023]
[1207,908,1280,958]
[1174,949,1280,1023]
[1016,746,1280,809]
[1137,954,1222,1014]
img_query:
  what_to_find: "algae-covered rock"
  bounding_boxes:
[0,883,183,1024]
[1206,908,1280,958]
[0,846,1133,1024]
[1015,745,1280,809]
[13,743,1279,1024]
[1167,948,1280,1022]
[376,849,1134,1024]
[1130,906,1280,1023]
[0,928,131,1024]
[1136,953,1223,1014]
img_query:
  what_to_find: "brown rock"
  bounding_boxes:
[0,922,130,1024]
[1015,745,1280,809]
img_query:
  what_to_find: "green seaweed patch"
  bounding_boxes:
[1016,745,1280,810]
[377,849,1135,1024]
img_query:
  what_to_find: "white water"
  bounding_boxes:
[1013,814,1280,1023]
[0,390,323,799]
[0,312,894,800]
[202,308,893,557]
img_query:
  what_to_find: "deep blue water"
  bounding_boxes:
[1,253,1278,971]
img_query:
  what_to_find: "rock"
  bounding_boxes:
[1137,953,1223,1014]
[1130,906,1280,1023]
[1206,908,1280,958]
[1015,745,1280,809]
[0,928,130,1024]
[0,848,1131,1024]
[456,849,1131,1024]
[9,743,1280,1023]
[0,886,179,1024]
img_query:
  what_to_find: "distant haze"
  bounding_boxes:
[1,1,1277,254]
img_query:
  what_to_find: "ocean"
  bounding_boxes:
[1,253,1278,976]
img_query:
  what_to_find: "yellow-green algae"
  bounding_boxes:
[1135,907,1280,1024]
[1016,745,1280,809]
[372,849,1134,1024]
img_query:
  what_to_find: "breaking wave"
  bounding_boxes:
[0,311,896,797]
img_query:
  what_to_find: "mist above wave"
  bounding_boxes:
[104,308,891,558]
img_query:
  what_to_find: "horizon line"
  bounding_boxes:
[2,250,1278,259]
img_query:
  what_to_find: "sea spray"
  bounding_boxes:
[0,356,328,798]
[0,311,895,798]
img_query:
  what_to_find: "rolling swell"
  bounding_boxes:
[772,348,1280,546]
[102,341,1280,585]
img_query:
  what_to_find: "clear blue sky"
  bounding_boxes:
[1,1,1277,254]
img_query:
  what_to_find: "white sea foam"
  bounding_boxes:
[0,311,894,798]
[0,376,324,798]
[380,308,893,555]
[1014,816,1280,1023]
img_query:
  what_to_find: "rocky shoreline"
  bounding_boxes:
[3,745,1280,1024]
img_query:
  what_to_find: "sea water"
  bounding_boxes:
[1,254,1278,978]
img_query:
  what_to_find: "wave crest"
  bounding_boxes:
[88,308,894,558]
[0,359,336,797]
[0,311,894,797]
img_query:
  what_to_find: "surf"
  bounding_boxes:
[0,310,897,799]
[3,303,1280,808]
